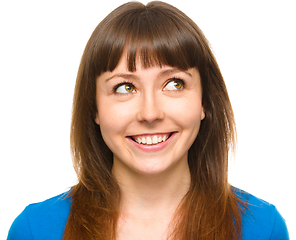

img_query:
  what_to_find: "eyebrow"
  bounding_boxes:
[105,73,139,82]
[158,68,192,78]
[104,68,192,82]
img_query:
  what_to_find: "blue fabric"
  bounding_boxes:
[235,188,290,239]
[7,188,289,239]
[7,192,71,240]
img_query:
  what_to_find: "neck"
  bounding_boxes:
[112,160,191,217]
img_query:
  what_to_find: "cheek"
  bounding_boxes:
[169,97,204,129]
[179,110,203,139]
[97,111,122,153]
[98,105,120,131]
[96,100,133,147]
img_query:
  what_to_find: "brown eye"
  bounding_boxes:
[164,79,184,91]
[125,84,134,92]
[115,83,135,93]
[174,81,182,89]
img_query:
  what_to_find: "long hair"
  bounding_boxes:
[64,1,244,239]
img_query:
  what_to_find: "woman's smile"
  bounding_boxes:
[129,132,171,145]
[126,132,177,152]
[95,54,205,175]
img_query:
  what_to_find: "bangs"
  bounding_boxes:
[90,2,205,75]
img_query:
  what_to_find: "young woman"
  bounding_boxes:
[7,1,289,239]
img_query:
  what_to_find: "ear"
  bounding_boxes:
[201,107,205,120]
[95,112,100,125]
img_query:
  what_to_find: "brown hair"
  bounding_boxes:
[64,1,244,239]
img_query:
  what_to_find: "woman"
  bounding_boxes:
[7,1,289,239]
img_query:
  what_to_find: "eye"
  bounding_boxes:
[114,82,136,94]
[164,78,185,91]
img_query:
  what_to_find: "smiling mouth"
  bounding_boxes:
[130,133,173,145]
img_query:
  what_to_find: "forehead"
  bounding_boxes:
[106,51,195,75]
[97,53,199,85]
[106,49,196,74]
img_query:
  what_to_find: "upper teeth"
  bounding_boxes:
[135,135,168,145]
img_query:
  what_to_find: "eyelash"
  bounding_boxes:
[112,78,186,94]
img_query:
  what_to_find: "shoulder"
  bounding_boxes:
[7,191,71,240]
[233,187,289,240]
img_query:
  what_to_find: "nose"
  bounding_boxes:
[137,91,164,123]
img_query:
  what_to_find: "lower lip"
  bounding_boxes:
[127,132,177,152]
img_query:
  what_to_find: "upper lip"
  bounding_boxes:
[127,132,174,138]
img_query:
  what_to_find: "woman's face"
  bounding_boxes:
[95,55,205,177]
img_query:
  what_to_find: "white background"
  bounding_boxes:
[1,0,295,239]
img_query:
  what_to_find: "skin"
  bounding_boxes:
[95,54,205,239]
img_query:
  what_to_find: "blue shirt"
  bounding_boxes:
[7,188,289,239]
